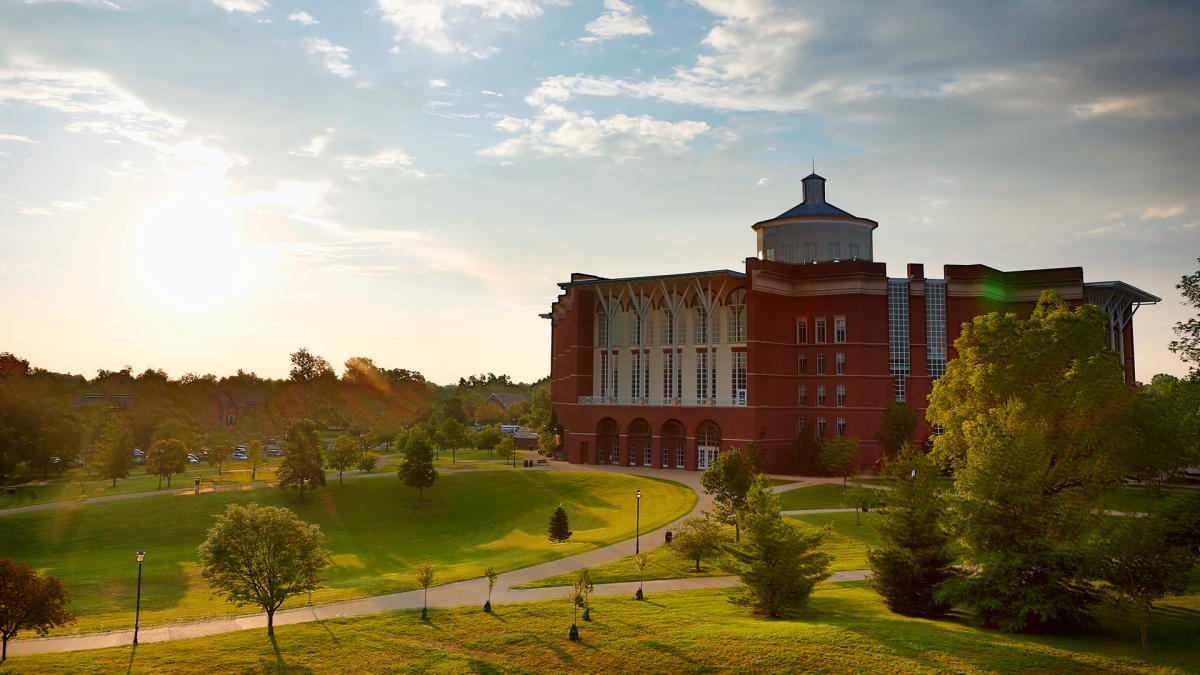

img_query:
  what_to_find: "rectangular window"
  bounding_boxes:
[696,351,709,403]
[932,424,945,436]
[598,314,608,346]
[804,242,817,262]
[662,446,669,467]
[629,315,643,346]
[849,243,860,260]
[662,312,674,344]
[728,304,746,343]
[797,417,807,433]
[781,243,793,263]
[817,385,826,407]
[765,248,776,261]
[676,349,683,400]
[643,445,651,466]
[827,242,841,260]
[836,418,846,437]
[797,354,807,375]
[796,319,808,344]
[834,317,846,343]
[676,446,685,468]
[817,418,826,439]
[797,385,807,406]
[600,353,609,398]
[835,352,845,375]
[644,317,655,346]
[694,308,708,344]
[894,374,907,403]
[836,385,846,407]
[642,353,650,399]
[612,354,619,399]
[732,352,747,406]
[888,280,911,379]
[631,352,641,401]
[662,352,674,400]
[816,353,825,375]
[926,280,947,378]
[815,318,827,343]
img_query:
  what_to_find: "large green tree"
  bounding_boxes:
[434,418,468,463]
[1168,258,1200,374]
[671,516,723,572]
[0,558,75,661]
[96,417,134,487]
[399,430,437,500]
[700,447,758,542]
[873,402,918,458]
[198,503,329,637]
[725,475,831,617]
[146,438,188,489]
[867,445,959,617]
[927,290,1131,632]
[277,419,326,501]
[325,435,361,484]
[820,436,859,488]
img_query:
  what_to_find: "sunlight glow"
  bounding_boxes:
[130,182,252,311]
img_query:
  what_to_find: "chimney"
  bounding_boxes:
[802,173,826,204]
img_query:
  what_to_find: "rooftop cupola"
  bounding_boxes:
[802,172,826,204]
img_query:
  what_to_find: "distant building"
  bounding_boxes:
[70,392,134,411]
[475,392,530,422]
[542,174,1158,473]
[214,390,268,427]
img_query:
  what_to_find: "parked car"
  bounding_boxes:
[131,448,146,465]
[264,447,283,457]
[187,453,200,464]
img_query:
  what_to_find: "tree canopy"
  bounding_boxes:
[399,430,437,500]
[0,558,75,661]
[197,503,329,637]
[277,419,326,500]
[1168,258,1200,374]
[927,290,1130,632]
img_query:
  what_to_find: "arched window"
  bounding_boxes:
[662,419,685,469]
[726,288,746,343]
[597,418,619,465]
[696,420,721,470]
[628,419,651,467]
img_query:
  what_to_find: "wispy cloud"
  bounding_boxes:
[373,0,544,58]
[0,134,38,143]
[24,0,120,9]
[1140,204,1185,220]
[287,10,318,25]
[429,78,448,88]
[212,0,268,12]
[579,0,651,44]
[303,38,355,78]
[336,149,426,176]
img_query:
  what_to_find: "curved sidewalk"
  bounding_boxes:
[6,462,862,657]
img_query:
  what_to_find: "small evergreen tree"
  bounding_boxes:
[726,475,832,617]
[867,445,959,617]
[549,505,572,543]
[789,426,823,474]
[399,431,438,501]
[874,402,918,458]
[820,436,859,488]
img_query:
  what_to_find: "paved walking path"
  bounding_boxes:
[5,460,867,657]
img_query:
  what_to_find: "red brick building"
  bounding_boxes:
[542,174,1158,474]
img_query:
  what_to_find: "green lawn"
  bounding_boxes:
[778,483,859,510]
[515,540,734,589]
[0,463,287,509]
[0,470,695,635]
[789,511,882,572]
[11,584,1200,673]
[519,511,882,588]
[1099,485,1197,514]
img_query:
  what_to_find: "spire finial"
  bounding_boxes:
[812,157,815,173]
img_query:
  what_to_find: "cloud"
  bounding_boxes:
[429,78,448,88]
[23,0,120,9]
[336,149,426,176]
[212,0,268,12]
[289,132,330,157]
[756,177,768,186]
[14,204,53,215]
[373,0,544,58]
[1140,205,1185,220]
[0,134,38,143]
[480,103,708,162]
[287,10,318,25]
[481,89,503,97]
[579,0,651,43]
[303,38,355,78]
[0,63,243,182]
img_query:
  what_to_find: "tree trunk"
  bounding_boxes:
[168,474,172,488]
[3,633,8,661]
[1139,612,1148,652]
[158,475,162,490]
[112,476,117,487]
[735,520,740,543]
[267,609,274,637]
[339,470,343,484]
[695,557,701,572]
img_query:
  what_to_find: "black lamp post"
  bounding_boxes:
[133,550,145,645]
[635,489,642,554]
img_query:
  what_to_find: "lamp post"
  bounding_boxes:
[133,550,145,645]
[635,489,642,554]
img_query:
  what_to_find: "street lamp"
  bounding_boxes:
[133,550,145,645]
[635,489,642,554]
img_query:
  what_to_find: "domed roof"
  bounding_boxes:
[771,173,862,219]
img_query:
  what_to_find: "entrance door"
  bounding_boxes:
[697,445,719,470]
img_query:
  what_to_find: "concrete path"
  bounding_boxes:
[5,460,864,657]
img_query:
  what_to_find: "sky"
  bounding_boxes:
[0,0,1197,385]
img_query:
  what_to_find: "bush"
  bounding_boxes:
[357,452,379,472]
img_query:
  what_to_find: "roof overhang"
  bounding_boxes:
[751,214,879,231]
[1084,281,1161,305]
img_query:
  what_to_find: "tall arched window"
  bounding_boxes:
[628,419,651,467]
[696,420,721,470]
[597,418,619,465]
[662,419,685,469]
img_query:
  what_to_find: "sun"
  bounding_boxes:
[130,182,250,311]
